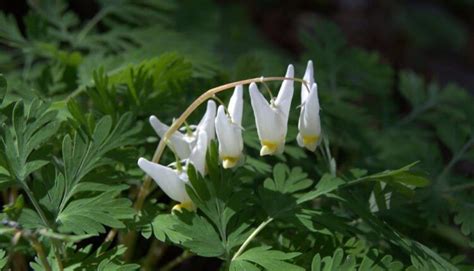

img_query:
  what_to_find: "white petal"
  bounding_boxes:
[215,106,243,166]
[249,83,286,155]
[137,158,190,203]
[300,83,320,134]
[304,83,320,126]
[188,130,208,175]
[149,116,191,159]
[249,83,282,142]
[228,85,243,125]
[302,60,314,103]
[274,64,294,120]
[197,100,216,142]
[297,83,321,151]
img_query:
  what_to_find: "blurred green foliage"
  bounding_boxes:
[0,0,473,270]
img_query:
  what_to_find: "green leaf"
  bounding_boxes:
[58,113,140,214]
[359,252,404,271]
[399,71,427,108]
[3,194,24,220]
[0,13,26,47]
[18,208,45,229]
[152,213,188,244]
[311,248,404,271]
[350,168,368,179]
[57,190,134,235]
[298,162,427,205]
[231,246,304,271]
[311,248,356,271]
[454,203,474,238]
[173,213,226,257]
[185,142,245,254]
[244,156,271,174]
[295,209,357,236]
[230,260,260,271]
[389,172,430,187]
[31,243,140,271]
[340,193,457,271]
[0,99,59,183]
[369,182,390,212]
[0,250,7,269]
[264,163,313,194]
[37,229,94,242]
[0,74,6,103]
[297,174,345,204]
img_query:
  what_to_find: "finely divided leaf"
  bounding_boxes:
[57,190,134,235]
[152,214,188,244]
[0,250,6,269]
[173,213,226,257]
[0,99,59,183]
[297,174,345,204]
[231,246,304,271]
[264,163,313,194]
[0,74,6,103]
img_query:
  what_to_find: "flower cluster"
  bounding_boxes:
[138,61,320,210]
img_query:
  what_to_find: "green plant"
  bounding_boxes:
[0,1,472,270]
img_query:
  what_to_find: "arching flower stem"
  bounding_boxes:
[133,76,310,210]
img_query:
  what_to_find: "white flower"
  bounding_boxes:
[249,64,294,156]
[149,100,216,159]
[297,60,321,151]
[195,100,216,144]
[187,129,208,175]
[137,129,209,211]
[137,158,194,211]
[149,116,193,160]
[215,85,244,168]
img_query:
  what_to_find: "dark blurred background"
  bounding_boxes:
[5,0,474,91]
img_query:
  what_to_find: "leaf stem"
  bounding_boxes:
[231,217,273,261]
[20,182,53,229]
[65,86,84,102]
[29,235,52,271]
[395,98,437,127]
[445,182,474,193]
[20,182,64,271]
[161,250,192,271]
[437,136,474,186]
[142,239,167,271]
[76,8,110,44]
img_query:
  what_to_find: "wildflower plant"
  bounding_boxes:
[0,1,473,271]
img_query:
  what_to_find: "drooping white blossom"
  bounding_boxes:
[137,158,193,210]
[187,129,209,175]
[297,60,321,151]
[249,65,294,156]
[149,100,216,159]
[215,85,244,168]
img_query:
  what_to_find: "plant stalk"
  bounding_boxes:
[231,217,273,261]
[142,239,167,271]
[20,183,64,271]
[20,183,53,229]
[437,136,474,186]
[161,251,192,271]
[30,235,52,271]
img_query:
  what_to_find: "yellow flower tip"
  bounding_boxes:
[260,141,279,156]
[222,156,239,169]
[302,134,320,151]
[171,201,195,213]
